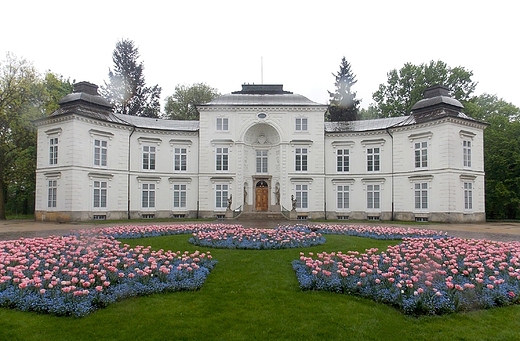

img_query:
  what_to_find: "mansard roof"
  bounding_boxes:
[201,84,325,107]
[325,116,408,132]
[325,111,480,133]
[115,114,199,131]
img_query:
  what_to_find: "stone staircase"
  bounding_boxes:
[235,211,287,220]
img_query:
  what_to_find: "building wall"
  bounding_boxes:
[35,102,486,223]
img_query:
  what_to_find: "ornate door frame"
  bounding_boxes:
[252,176,271,212]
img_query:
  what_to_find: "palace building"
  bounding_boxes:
[34,82,487,222]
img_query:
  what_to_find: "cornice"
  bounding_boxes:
[325,129,388,138]
[198,106,327,113]
[389,116,486,134]
[134,127,198,137]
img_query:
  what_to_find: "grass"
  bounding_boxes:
[1,234,519,340]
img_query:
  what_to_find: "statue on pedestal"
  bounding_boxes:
[227,194,232,211]
[291,195,297,211]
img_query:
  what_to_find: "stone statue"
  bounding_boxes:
[227,194,232,210]
[291,194,297,211]
[274,183,280,205]
[243,184,248,204]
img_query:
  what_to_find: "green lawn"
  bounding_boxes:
[0,234,518,341]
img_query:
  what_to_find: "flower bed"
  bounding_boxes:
[311,224,446,239]
[189,225,326,249]
[293,237,520,315]
[0,234,216,317]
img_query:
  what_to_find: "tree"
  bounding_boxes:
[101,39,162,118]
[326,57,360,121]
[465,94,520,219]
[164,83,220,120]
[372,60,477,117]
[0,53,39,219]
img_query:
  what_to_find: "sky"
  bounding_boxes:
[1,0,518,110]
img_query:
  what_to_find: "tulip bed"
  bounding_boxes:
[2,223,518,318]
[293,237,520,315]
[188,225,326,249]
[0,233,216,317]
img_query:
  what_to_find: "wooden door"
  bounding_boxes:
[255,187,269,211]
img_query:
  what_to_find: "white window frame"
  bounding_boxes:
[216,117,229,131]
[464,181,473,210]
[48,179,57,208]
[336,184,350,210]
[215,183,229,209]
[414,141,428,169]
[295,117,308,131]
[215,147,229,171]
[93,180,108,209]
[142,145,156,170]
[49,137,58,165]
[256,150,268,173]
[463,140,472,168]
[295,184,308,209]
[93,139,108,167]
[141,183,156,209]
[366,183,381,210]
[295,148,308,172]
[337,149,350,172]
[173,183,187,209]
[174,147,187,172]
[366,147,380,172]
[414,182,428,210]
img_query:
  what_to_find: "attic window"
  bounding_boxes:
[257,112,267,119]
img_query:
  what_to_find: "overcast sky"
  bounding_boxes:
[1,0,518,110]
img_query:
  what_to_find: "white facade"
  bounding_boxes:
[34,82,486,222]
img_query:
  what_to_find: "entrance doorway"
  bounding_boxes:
[255,181,269,211]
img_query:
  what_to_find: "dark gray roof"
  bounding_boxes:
[201,93,325,107]
[411,96,464,113]
[115,114,199,131]
[39,108,199,132]
[325,116,409,132]
[325,110,478,133]
[58,92,113,109]
[43,107,129,125]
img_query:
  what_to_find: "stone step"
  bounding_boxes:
[236,212,287,220]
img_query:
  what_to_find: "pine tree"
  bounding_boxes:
[327,57,360,121]
[101,39,162,118]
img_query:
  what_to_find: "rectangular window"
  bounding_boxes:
[295,148,308,171]
[215,184,229,208]
[93,181,107,208]
[174,147,187,171]
[367,184,380,209]
[94,139,108,167]
[256,150,268,173]
[414,141,428,168]
[414,182,428,209]
[142,145,156,170]
[295,118,308,131]
[142,183,156,208]
[216,147,229,171]
[216,118,229,131]
[337,185,349,209]
[48,180,57,208]
[295,184,308,209]
[49,137,58,165]
[463,140,472,167]
[367,148,380,172]
[464,182,473,210]
[173,184,187,208]
[337,149,349,172]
